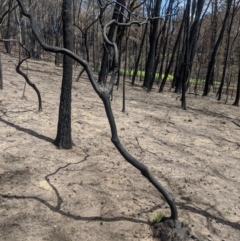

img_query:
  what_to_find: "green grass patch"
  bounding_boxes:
[119,69,174,81]
[152,212,165,224]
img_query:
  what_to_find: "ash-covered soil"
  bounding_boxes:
[0,53,240,241]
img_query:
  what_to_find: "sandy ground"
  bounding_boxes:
[0,53,240,241]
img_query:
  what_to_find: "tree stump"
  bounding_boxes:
[152,219,191,241]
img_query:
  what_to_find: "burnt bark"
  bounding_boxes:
[53,0,74,149]
[0,53,3,90]
[143,0,162,91]
[98,0,122,85]
[4,0,13,54]
[151,0,174,89]
[203,0,233,96]
[16,45,42,112]
[159,14,184,92]
[217,3,239,101]
[233,68,240,106]
[131,23,148,86]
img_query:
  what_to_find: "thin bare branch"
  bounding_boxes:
[0,39,42,112]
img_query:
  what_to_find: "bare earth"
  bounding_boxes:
[0,53,240,241]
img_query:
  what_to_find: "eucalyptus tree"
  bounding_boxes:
[0,53,2,90]
[216,0,240,101]
[159,8,185,92]
[233,67,240,106]
[143,0,162,91]
[154,0,174,88]
[203,0,233,96]
[98,0,124,85]
[5,0,14,53]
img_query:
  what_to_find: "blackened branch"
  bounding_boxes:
[0,39,42,112]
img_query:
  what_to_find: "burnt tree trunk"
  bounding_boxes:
[0,53,3,90]
[53,0,74,149]
[143,0,162,91]
[159,13,184,92]
[217,3,238,100]
[4,0,13,54]
[181,0,191,110]
[98,0,122,85]
[203,0,232,96]
[153,0,174,88]
[131,22,148,86]
[233,67,240,106]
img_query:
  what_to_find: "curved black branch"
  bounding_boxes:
[16,0,178,221]
[102,19,148,92]
[0,3,18,24]
[100,92,178,220]
[0,39,42,112]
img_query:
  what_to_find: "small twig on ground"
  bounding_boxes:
[232,120,240,128]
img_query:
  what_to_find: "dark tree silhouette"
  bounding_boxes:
[98,0,123,85]
[143,0,162,91]
[159,10,184,92]
[0,39,42,111]
[217,1,239,101]
[131,22,148,86]
[53,0,74,149]
[4,0,13,54]
[0,53,2,90]
[203,0,233,96]
[233,67,240,106]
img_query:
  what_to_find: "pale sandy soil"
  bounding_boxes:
[0,53,240,241]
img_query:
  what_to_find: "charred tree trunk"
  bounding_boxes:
[143,0,162,91]
[233,67,240,106]
[0,53,3,90]
[181,0,191,110]
[159,13,184,92]
[98,0,122,85]
[203,0,232,96]
[4,0,13,54]
[174,0,205,96]
[131,22,148,86]
[114,0,127,87]
[153,0,174,88]
[217,3,238,100]
[53,0,74,149]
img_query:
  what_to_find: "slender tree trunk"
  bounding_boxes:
[92,2,96,72]
[4,0,13,54]
[143,0,162,91]
[159,15,184,92]
[98,0,122,85]
[0,53,3,90]
[233,67,240,106]
[151,0,174,89]
[54,0,73,149]
[217,3,238,100]
[122,30,129,113]
[181,0,191,110]
[131,23,148,86]
[203,0,232,96]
